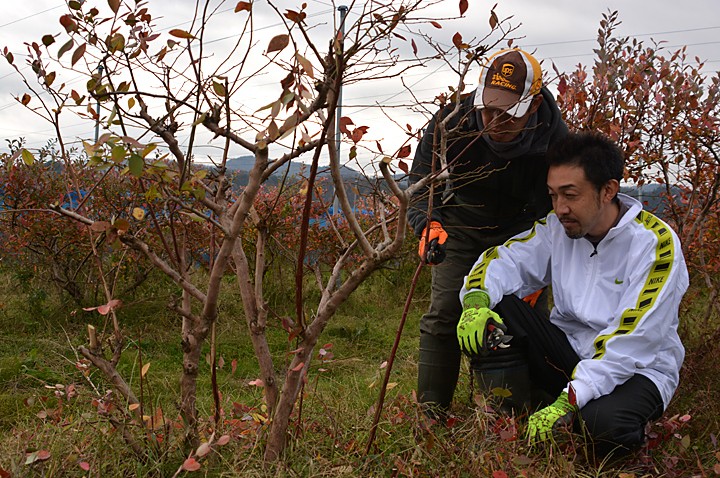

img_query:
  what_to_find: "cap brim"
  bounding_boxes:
[475,88,533,118]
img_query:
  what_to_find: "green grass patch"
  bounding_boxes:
[0,264,718,477]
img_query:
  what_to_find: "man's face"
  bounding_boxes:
[547,164,617,239]
[478,94,543,143]
[479,108,532,142]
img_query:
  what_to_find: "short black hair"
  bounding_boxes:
[546,131,625,192]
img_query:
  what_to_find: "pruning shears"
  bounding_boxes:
[487,324,513,350]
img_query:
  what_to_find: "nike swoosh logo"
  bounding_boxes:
[615,279,624,284]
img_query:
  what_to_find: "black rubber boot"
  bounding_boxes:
[470,347,532,414]
[417,332,461,417]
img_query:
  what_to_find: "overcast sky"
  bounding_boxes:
[0,0,718,169]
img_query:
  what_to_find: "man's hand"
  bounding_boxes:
[419,221,448,265]
[526,391,577,443]
[456,291,507,355]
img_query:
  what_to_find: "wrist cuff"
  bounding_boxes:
[462,290,490,310]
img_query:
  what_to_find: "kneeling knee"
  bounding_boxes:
[579,404,646,456]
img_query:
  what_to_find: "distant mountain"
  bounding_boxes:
[224,155,366,180]
[221,156,406,204]
[620,183,681,216]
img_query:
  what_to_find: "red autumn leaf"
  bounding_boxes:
[339,116,354,135]
[84,298,122,315]
[351,125,369,143]
[492,472,508,478]
[397,144,411,158]
[284,9,306,24]
[296,53,314,79]
[182,457,201,472]
[291,362,305,372]
[430,21,442,29]
[459,0,468,15]
[231,359,238,375]
[71,43,86,67]
[58,39,74,58]
[108,0,120,14]
[375,141,383,154]
[557,76,568,96]
[281,316,294,333]
[42,34,55,47]
[59,14,77,33]
[489,10,499,29]
[79,461,90,471]
[36,450,51,461]
[267,34,289,54]
[411,38,418,55]
[234,1,251,12]
[216,435,231,446]
[398,159,409,174]
[288,326,301,342]
[452,32,463,49]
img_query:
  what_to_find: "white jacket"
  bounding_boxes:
[460,193,689,409]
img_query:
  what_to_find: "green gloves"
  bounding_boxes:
[526,391,577,443]
[456,290,507,355]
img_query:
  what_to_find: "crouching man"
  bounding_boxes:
[457,132,689,457]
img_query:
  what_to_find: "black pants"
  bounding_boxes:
[495,295,665,457]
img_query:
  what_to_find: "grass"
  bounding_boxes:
[0,261,719,477]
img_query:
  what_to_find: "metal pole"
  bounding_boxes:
[94,64,104,143]
[332,5,348,216]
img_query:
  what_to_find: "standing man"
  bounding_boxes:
[457,132,688,457]
[408,48,568,414]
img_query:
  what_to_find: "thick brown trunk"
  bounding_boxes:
[179,320,207,449]
[232,242,279,414]
[264,350,309,461]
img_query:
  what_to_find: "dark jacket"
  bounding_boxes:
[408,87,568,238]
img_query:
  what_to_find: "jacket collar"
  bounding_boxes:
[603,193,644,240]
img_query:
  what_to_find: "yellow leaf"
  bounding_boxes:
[132,208,145,220]
[251,413,267,423]
[21,149,35,165]
[192,112,207,126]
[212,81,226,97]
[141,363,150,377]
[140,143,157,158]
[169,29,195,40]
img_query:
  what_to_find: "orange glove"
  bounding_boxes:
[418,221,448,265]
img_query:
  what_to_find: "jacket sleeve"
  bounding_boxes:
[407,109,445,237]
[569,227,689,409]
[460,216,553,307]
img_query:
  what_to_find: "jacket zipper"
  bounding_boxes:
[579,241,599,315]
